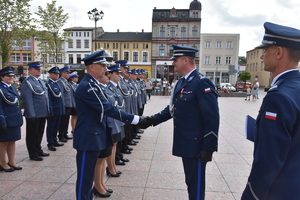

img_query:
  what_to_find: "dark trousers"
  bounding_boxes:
[138,104,145,116]
[76,150,101,200]
[59,107,71,139]
[146,89,152,100]
[25,117,46,158]
[46,115,61,147]
[115,142,123,161]
[182,157,207,200]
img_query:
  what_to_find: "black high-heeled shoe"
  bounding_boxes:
[8,163,22,170]
[0,165,14,172]
[106,188,113,193]
[106,167,120,177]
[93,187,111,197]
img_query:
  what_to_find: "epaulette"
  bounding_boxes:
[268,79,283,93]
[197,72,207,80]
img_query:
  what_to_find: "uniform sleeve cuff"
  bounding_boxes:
[131,115,140,125]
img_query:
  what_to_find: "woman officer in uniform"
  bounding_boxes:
[0,66,23,172]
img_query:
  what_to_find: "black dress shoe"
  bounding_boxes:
[65,135,73,140]
[137,129,144,134]
[53,143,64,147]
[127,147,133,151]
[128,141,137,146]
[121,158,130,162]
[106,188,113,193]
[48,146,56,151]
[115,160,126,166]
[0,165,14,172]
[38,152,50,157]
[122,149,132,154]
[7,163,22,170]
[133,136,141,140]
[132,140,139,143]
[59,138,68,143]
[106,167,121,177]
[30,157,43,161]
[93,187,111,197]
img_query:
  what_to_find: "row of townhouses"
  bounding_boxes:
[5,0,244,85]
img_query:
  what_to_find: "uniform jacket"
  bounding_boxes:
[46,79,65,116]
[21,75,49,118]
[58,77,74,108]
[138,79,147,105]
[73,74,135,151]
[152,69,220,158]
[242,70,300,200]
[128,80,138,115]
[0,82,23,127]
[118,77,132,113]
[70,81,78,108]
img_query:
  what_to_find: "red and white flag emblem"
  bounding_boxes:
[205,88,211,93]
[265,112,277,120]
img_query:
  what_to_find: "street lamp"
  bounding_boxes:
[87,8,104,51]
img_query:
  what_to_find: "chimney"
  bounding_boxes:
[117,29,119,32]
[142,29,144,33]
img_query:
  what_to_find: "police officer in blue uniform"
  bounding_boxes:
[45,67,65,151]
[57,66,74,142]
[140,45,220,200]
[0,67,23,172]
[241,22,300,200]
[73,50,144,200]
[21,62,50,161]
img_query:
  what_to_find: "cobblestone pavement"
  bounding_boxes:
[0,90,265,200]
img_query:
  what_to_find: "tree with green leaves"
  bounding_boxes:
[0,0,35,67]
[239,71,251,83]
[238,56,246,65]
[35,0,69,65]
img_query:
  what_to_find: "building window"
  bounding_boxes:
[113,43,119,49]
[205,41,211,48]
[124,43,129,48]
[192,26,198,36]
[133,43,138,49]
[76,54,81,64]
[143,43,148,49]
[50,54,55,63]
[22,39,31,50]
[226,57,231,65]
[160,27,165,37]
[204,56,210,64]
[159,46,165,57]
[206,72,214,81]
[84,40,89,48]
[226,41,232,49]
[57,54,62,63]
[216,56,221,64]
[11,41,20,50]
[42,54,47,63]
[87,32,89,37]
[22,53,32,64]
[11,53,20,64]
[69,54,73,64]
[76,40,81,48]
[143,52,148,62]
[170,27,176,38]
[97,42,101,50]
[68,40,73,48]
[124,52,129,60]
[169,46,174,57]
[79,32,81,37]
[113,51,118,61]
[181,27,186,37]
[133,52,138,62]
[104,43,109,48]
[216,41,222,48]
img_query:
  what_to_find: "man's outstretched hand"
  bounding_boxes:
[138,116,154,129]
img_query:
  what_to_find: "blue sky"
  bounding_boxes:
[29,0,300,56]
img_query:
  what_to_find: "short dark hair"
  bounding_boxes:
[285,47,300,63]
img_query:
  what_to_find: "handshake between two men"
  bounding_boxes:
[137,116,154,129]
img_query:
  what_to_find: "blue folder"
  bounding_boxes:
[245,115,255,142]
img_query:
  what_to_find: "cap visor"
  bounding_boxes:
[255,43,271,49]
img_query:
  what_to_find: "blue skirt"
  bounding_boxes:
[0,126,21,142]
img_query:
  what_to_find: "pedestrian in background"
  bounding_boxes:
[0,67,23,172]
[242,22,300,200]
[145,78,152,100]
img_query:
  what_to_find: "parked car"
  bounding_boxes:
[219,83,236,92]
[235,82,252,91]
